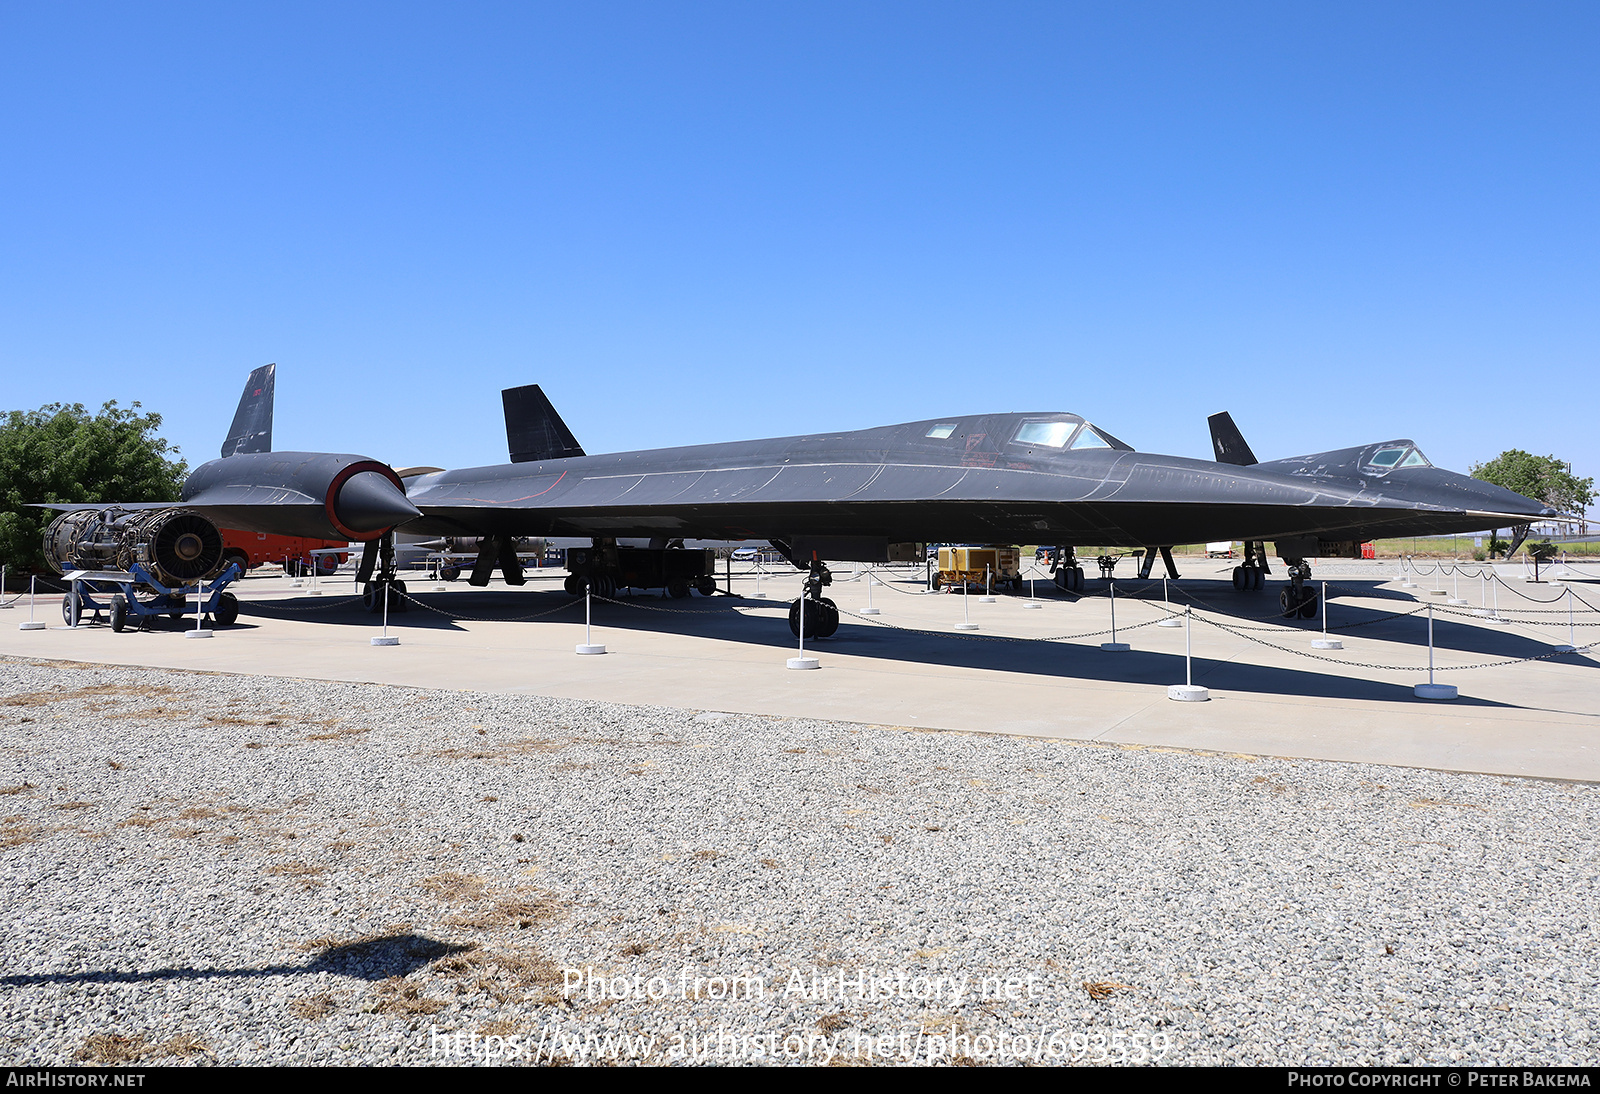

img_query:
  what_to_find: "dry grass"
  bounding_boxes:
[0,783,35,796]
[434,737,567,760]
[4,683,182,708]
[52,801,95,811]
[78,1032,209,1063]
[1082,980,1138,1001]
[305,726,369,741]
[289,992,338,1020]
[265,860,325,878]
[366,977,449,1016]
[420,872,490,902]
[1,816,42,849]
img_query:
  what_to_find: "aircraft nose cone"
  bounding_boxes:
[336,471,422,532]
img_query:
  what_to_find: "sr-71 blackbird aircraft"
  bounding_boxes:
[45,365,1551,636]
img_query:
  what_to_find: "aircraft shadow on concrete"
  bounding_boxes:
[236,575,1595,712]
[0,933,468,988]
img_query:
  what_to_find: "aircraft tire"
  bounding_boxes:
[110,594,127,633]
[390,581,407,612]
[214,592,239,627]
[440,565,460,582]
[563,574,584,596]
[696,577,717,596]
[816,599,839,638]
[667,578,690,599]
[1280,589,1296,617]
[787,598,821,639]
[1298,592,1318,620]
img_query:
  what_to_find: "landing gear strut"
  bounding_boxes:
[1231,540,1269,591]
[788,558,839,639]
[1278,558,1318,619]
[359,531,407,613]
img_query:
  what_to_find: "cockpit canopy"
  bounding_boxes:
[1364,443,1432,473]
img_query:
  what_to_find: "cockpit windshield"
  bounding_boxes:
[1367,446,1431,471]
[1070,426,1114,450]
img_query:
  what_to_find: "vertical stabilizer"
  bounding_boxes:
[221,363,276,457]
[503,384,585,463]
[1207,411,1259,466]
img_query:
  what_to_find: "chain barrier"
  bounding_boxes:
[1192,611,1594,671]
[832,603,1169,644]
[397,591,587,623]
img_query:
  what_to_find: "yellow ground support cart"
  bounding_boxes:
[934,545,1022,591]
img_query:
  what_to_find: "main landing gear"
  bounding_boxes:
[788,559,839,640]
[1231,540,1270,592]
[1050,547,1085,593]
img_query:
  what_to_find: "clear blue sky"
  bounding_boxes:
[3,3,1595,513]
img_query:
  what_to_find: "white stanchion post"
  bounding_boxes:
[187,576,213,639]
[1448,564,1467,605]
[956,577,978,630]
[1169,605,1208,700]
[1488,572,1508,624]
[370,582,398,646]
[788,596,818,669]
[1401,556,1416,589]
[1554,586,1577,654]
[1023,571,1041,608]
[1312,580,1342,649]
[1158,576,1181,627]
[20,575,44,630]
[1414,602,1456,699]
[861,572,879,615]
[576,585,606,654]
[1102,580,1129,651]
[980,564,996,603]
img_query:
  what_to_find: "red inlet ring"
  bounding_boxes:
[323,460,409,542]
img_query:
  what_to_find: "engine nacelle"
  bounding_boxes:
[181,452,419,541]
[43,507,226,587]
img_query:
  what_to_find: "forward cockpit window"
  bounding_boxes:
[1013,421,1076,448]
[925,423,958,439]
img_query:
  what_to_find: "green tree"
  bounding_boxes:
[1470,450,1594,516]
[0,402,188,579]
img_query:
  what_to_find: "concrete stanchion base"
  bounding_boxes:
[1158,617,1182,628]
[308,589,323,596]
[1428,590,1448,597]
[1447,598,1468,605]
[186,630,215,640]
[1553,645,1577,654]
[860,607,880,615]
[18,622,45,631]
[1471,608,1491,617]
[1021,601,1041,609]
[370,635,398,646]
[575,643,607,655]
[1168,684,1209,702]
[954,622,979,631]
[1101,642,1130,652]
[786,657,820,670]
[979,596,996,604]
[752,592,767,598]
[433,585,448,592]
[1414,683,1458,700]
[1311,638,1343,650]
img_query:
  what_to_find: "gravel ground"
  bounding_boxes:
[0,655,1595,1067]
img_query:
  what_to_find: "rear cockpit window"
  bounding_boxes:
[1400,449,1431,468]
[925,423,958,439]
[1369,447,1406,468]
[1013,421,1076,448]
[1070,426,1113,450]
